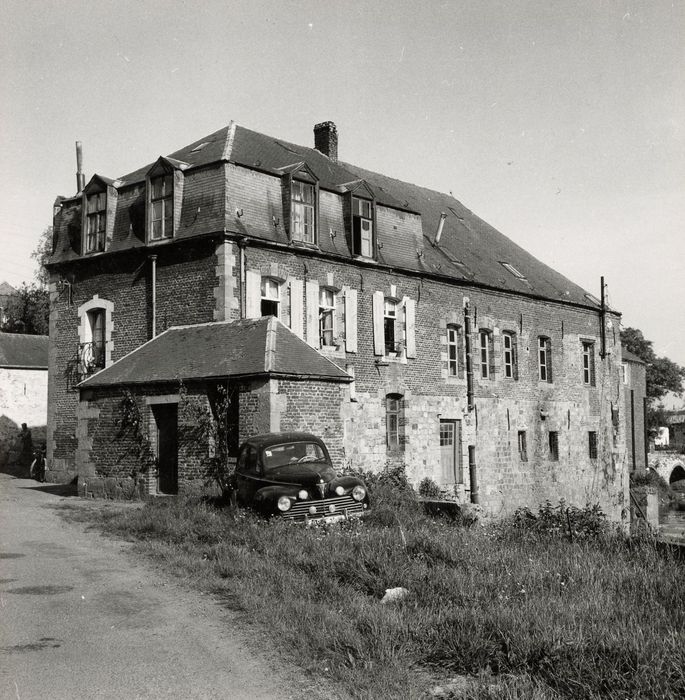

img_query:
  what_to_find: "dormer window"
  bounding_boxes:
[291,180,316,243]
[150,174,173,240]
[86,192,106,253]
[352,197,374,257]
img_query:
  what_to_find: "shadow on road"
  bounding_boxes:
[18,481,79,498]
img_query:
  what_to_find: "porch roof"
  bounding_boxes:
[78,317,351,388]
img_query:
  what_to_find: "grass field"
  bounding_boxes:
[64,483,685,699]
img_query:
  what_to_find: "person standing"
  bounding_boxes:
[18,423,33,477]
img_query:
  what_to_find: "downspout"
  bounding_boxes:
[468,445,478,504]
[150,255,157,338]
[643,396,649,471]
[464,298,474,412]
[630,389,636,472]
[238,238,247,319]
[599,276,606,359]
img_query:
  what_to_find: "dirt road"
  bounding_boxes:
[0,474,311,700]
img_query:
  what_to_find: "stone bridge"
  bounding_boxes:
[648,451,685,485]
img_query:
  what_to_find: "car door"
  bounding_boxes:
[235,445,263,503]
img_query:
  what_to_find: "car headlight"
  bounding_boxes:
[277,496,292,512]
[298,490,308,500]
[351,485,366,502]
[335,485,345,496]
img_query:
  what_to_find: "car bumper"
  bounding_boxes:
[280,495,367,522]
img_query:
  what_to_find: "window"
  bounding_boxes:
[291,180,316,243]
[518,431,528,461]
[538,336,552,382]
[87,310,106,370]
[319,288,335,347]
[261,278,280,318]
[86,192,106,253]
[151,174,173,240]
[621,363,630,385]
[503,331,518,379]
[352,197,373,257]
[548,431,559,461]
[479,330,494,379]
[384,299,401,354]
[500,262,526,280]
[588,431,598,460]
[446,324,464,377]
[386,394,403,450]
[582,341,596,386]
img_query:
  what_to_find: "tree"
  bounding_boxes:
[31,226,53,287]
[621,327,685,429]
[0,283,49,335]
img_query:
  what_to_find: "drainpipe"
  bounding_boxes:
[599,276,606,359]
[150,255,157,338]
[237,238,247,319]
[643,396,649,472]
[630,389,636,472]
[464,298,474,412]
[468,445,479,504]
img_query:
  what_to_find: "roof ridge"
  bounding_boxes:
[222,120,237,162]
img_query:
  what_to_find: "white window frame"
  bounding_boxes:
[150,173,173,240]
[319,288,336,347]
[260,278,280,319]
[86,191,106,253]
[291,180,316,243]
[539,336,552,382]
[503,331,516,379]
[582,341,596,386]
[447,325,461,377]
[479,330,492,379]
[352,197,373,257]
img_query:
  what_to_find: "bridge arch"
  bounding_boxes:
[669,464,685,485]
[648,454,685,486]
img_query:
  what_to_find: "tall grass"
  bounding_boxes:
[67,491,685,699]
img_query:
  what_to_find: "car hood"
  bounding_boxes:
[263,462,337,486]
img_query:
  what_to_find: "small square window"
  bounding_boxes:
[548,431,559,461]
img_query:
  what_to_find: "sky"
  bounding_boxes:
[2,0,684,370]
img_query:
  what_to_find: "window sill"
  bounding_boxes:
[147,236,174,246]
[290,239,319,251]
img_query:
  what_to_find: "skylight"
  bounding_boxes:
[190,142,208,153]
[500,262,526,280]
[584,293,601,306]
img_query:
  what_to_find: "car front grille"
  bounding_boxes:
[282,495,365,521]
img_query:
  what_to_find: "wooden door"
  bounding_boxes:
[153,404,178,494]
[440,420,462,483]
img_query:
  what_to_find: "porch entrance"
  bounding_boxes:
[440,419,462,483]
[152,403,178,494]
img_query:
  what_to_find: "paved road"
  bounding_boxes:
[0,474,315,700]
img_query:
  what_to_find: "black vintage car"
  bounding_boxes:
[232,432,369,522]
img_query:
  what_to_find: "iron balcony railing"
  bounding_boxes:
[78,341,106,376]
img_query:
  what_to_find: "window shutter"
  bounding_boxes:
[488,333,495,378]
[404,297,416,358]
[344,287,357,353]
[305,279,319,348]
[245,270,261,319]
[289,279,304,338]
[372,291,384,356]
[512,335,519,381]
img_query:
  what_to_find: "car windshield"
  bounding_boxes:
[262,441,327,470]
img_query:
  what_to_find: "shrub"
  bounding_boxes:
[510,500,609,541]
[418,477,443,499]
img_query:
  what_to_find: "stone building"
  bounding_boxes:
[0,332,48,470]
[47,121,627,519]
[621,349,647,473]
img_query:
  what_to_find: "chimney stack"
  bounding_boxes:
[75,141,85,193]
[314,121,338,162]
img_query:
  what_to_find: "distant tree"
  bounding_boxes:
[31,226,53,287]
[0,283,49,336]
[621,327,685,429]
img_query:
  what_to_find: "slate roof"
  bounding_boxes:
[622,349,646,364]
[79,317,351,388]
[55,121,606,310]
[0,333,49,369]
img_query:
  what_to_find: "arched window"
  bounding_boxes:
[77,295,114,377]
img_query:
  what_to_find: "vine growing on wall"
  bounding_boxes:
[115,390,156,478]
[179,381,236,500]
